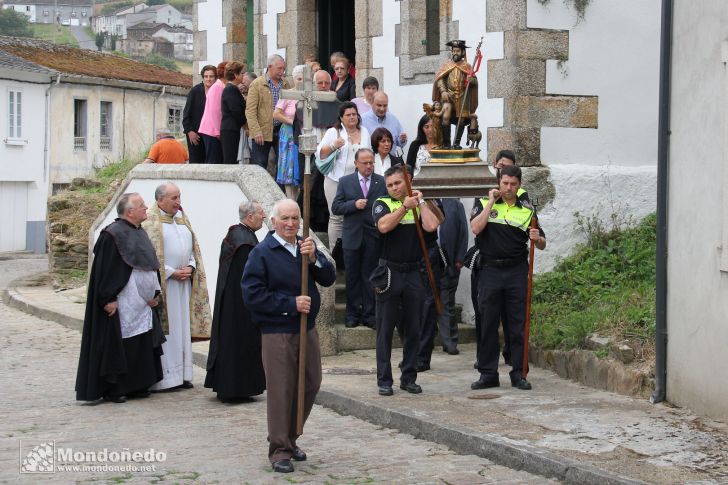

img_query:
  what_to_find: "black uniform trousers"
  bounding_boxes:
[473,267,512,365]
[343,231,380,326]
[376,265,424,387]
[417,246,444,366]
[476,260,528,384]
[186,134,206,164]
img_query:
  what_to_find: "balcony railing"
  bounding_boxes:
[100,136,111,151]
[74,137,86,151]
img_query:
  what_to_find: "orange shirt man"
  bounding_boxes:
[144,130,189,164]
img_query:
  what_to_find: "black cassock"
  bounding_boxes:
[204,223,266,400]
[75,219,164,401]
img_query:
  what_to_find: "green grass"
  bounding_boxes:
[30,24,79,47]
[531,213,656,353]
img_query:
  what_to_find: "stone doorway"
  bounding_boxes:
[317,0,356,71]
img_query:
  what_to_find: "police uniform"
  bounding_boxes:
[471,189,543,387]
[471,187,529,366]
[372,196,429,393]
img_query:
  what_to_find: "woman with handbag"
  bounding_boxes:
[315,101,371,250]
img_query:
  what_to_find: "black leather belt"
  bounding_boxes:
[379,259,420,273]
[482,257,525,268]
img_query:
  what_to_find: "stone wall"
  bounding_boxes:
[486,0,597,165]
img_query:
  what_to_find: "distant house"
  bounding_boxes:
[2,0,93,26]
[120,22,193,60]
[0,36,191,253]
[125,4,190,31]
[91,3,148,37]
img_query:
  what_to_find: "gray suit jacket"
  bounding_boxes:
[331,172,387,250]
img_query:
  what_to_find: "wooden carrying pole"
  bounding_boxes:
[296,168,311,435]
[522,215,538,378]
[402,168,442,314]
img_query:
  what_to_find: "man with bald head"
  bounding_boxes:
[361,91,408,151]
[242,199,336,473]
[142,182,212,392]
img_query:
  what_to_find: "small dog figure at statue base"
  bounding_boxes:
[467,117,482,149]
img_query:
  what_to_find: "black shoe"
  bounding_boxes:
[378,386,393,396]
[399,382,422,394]
[128,390,151,399]
[443,346,460,355]
[473,361,478,369]
[103,395,127,403]
[364,322,376,329]
[471,376,500,390]
[272,459,294,473]
[512,378,532,390]
[504,354,512,366]
[179,381,194,389]
[345,321,358,328]
[416,362,430,372]
[292,447,307,462]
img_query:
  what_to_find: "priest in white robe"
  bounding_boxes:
[143,182,212,391]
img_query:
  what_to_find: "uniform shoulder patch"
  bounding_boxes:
[490,209,499,218]
[471,206,479,216]
[374,205,384,214]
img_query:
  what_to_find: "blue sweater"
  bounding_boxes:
[241,231,336,334]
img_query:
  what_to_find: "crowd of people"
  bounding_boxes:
[76,43,547,474]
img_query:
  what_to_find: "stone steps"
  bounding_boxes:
[335,323,477,352]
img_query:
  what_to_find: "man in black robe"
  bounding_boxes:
[75,193,165,403]
[205,201,267,402]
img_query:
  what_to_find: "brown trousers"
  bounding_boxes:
[261,328,322,463]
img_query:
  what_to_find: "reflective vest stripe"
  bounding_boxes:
[478,198,533,233]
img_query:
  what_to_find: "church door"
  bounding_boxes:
[317,0,355,71]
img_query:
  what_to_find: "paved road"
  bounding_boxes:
[0,257,555,484]
[70,26,96,51]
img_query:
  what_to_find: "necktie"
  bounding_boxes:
[361,177,369,197]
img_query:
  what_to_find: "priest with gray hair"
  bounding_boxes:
[76,192,164,403]
[205,200,267,402]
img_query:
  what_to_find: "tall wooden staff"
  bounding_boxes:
[280,66,337,434]
[401,167,442,314]
[522,214,538,378]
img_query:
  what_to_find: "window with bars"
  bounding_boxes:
[7,90,22,139]
[167,106,182,136]
[74,99,87,151]
[100,101,112,150]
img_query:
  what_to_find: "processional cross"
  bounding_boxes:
[279,66,337,435]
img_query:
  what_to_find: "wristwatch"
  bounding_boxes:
[418,199,426,206]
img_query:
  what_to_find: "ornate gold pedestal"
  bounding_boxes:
[412,149,497,198]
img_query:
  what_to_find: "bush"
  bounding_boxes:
[0,8,32,37]
[143,53,179,72]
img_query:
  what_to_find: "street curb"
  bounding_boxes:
[2,286,84,334]
[4,275,646,485]
[315,389,646,485]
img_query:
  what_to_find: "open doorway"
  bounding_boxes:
[317,0,355,72]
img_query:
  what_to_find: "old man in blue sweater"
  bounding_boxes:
[241,198,336,474]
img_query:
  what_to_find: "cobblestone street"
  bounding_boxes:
[0,258,554,484]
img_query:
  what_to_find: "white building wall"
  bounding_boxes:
[666,0,728,422]
[196,0,225,66]
[0,74,50,252]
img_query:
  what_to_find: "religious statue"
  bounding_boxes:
[432,39,480,149]
[422,101,446,148]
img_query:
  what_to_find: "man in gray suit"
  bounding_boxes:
[331,148,387,328]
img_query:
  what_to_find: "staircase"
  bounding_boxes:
[318,232,477,351]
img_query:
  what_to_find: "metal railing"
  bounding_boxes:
[74,137,86,151]
[100,136,111,151]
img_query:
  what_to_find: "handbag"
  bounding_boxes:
[315,148,338,175]
[331,238,345,270]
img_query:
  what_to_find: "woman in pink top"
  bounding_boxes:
[198,61,228,163]
[273,64,304,199]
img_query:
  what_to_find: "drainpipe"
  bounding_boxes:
[651,0,673,405]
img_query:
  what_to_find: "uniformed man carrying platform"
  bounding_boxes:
[372,165,442,396]
[470,164,545,391]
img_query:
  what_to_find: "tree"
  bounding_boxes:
[0,8,33,37]
[95,32,106,52]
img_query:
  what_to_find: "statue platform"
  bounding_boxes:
[412,149,496,198]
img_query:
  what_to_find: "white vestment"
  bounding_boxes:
[117,269,159,339]
[150,210,195,390]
